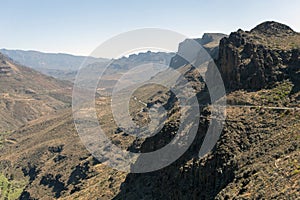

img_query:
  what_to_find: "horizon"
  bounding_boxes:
[0,47,175,59]
[2,0,300,57]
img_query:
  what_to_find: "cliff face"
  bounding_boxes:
[218,21,300,90]
[170,33,227,69]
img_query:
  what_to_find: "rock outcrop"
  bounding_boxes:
[170,33,227,69]
[218,21,300,90]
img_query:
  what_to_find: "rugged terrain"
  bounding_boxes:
[114,81,300,199]
[218,21,300,90]
[114,21,300,199]
[0,21,299,199]
[0,50,174,199]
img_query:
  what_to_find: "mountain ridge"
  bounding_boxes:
[114,21,300,199]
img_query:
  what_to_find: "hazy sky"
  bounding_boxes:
[1,0,299,57]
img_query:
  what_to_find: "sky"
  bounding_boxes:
[1,0,300,57]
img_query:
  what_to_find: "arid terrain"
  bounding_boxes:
[0,21,299,199]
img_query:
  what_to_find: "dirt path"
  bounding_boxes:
[133,96,300,111]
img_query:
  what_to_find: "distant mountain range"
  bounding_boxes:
[0,49,175,83]
[0,49,109,70]
[0,49,108,80]
[0,32,227,83]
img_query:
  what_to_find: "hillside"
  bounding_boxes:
[0,51,174,199]
[0,107,128,199]
[114,81,300,199]
[0,52,124,198]
[0,53,72,132]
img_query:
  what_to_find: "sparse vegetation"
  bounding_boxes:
[256,81,293,106]
[0,174,27,200]
[249,31,300,50]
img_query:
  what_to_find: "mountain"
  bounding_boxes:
[0,53,72,132]
[114,21,300,199]
[0,52,128,199]
[0,49,108,81]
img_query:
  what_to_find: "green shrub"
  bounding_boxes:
[0,174,27,200]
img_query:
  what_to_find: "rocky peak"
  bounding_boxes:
[250,21,295,35]
[170,33,227,68]
[217,21,300,90]
[201,33,227,45]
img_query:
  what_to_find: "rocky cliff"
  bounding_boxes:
[218,21,300,90]
[114,22,300,200]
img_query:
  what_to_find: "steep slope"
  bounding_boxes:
[114,87,299,200]
[0,108,126,199]
[114,21,300,199]
[0,53,71,132]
